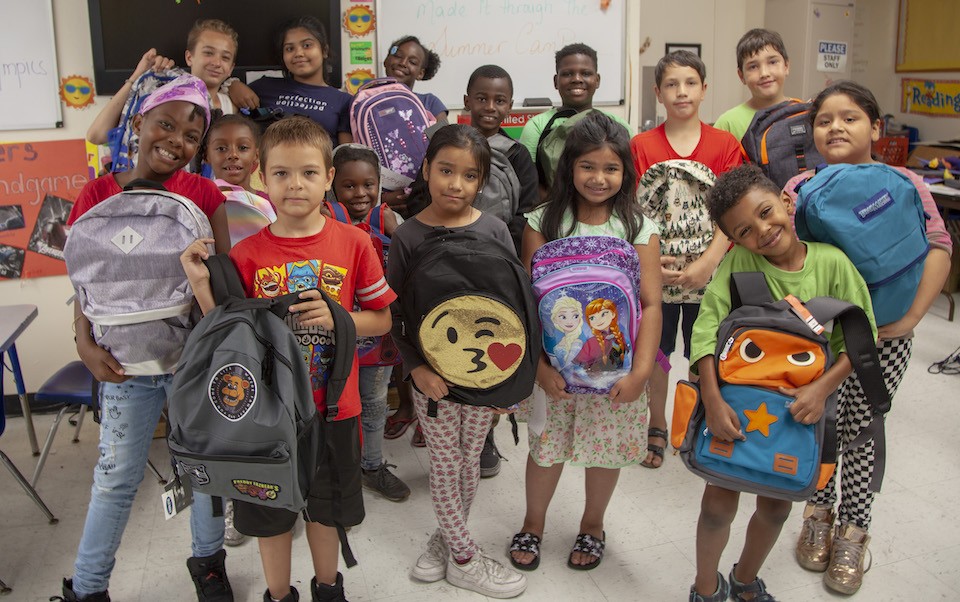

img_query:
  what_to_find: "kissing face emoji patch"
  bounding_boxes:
[418,295,526,389]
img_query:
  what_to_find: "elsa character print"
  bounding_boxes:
[549,295,585,370]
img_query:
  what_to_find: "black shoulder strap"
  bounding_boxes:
[730,272,775,309]
[318,289,356,421]
[803,297,890,491]
[204,254,246,305]
[122,178,168,192]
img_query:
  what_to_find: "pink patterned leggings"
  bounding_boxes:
[412,389,494,562]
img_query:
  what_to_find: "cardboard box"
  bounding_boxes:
[907,141,960,168]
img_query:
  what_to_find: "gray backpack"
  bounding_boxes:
[64,179,213,375]
[473,133,521,225]
[167,254,355,507]
[741,99,825,189]
[166,255,359,564]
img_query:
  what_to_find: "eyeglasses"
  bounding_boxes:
[65,84,91,94]
[349,14,371,23]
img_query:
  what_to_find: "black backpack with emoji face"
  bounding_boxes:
[397,227,540,414]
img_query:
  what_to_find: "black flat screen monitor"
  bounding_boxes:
[88,0,341,96]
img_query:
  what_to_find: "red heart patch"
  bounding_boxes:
[487,342,522,371]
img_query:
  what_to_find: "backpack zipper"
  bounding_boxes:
[202,315,295,374]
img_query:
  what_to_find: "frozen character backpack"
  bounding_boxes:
[636,159,718,304]
[795,163,929,326]
[671,272,889,501]
[349,77,436,191]
[64,179,212,375]
[530,235,643,394]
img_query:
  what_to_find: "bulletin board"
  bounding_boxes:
[375,0,626,109]
[896,0,960,72]
[0,0,63,130]
[0,140,89,280]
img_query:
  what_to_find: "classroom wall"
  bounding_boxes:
[6,0,944,395]
[1,0,98,398]
[852,0,960,141]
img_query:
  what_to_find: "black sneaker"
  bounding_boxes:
[51,579,110,602]
[361,462,411,502]
[186,549,233,602]
[479,428,502,478]
[311,573,347,602]
[262,586,299,602]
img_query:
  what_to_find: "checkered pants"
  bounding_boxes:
[810,337,912,530]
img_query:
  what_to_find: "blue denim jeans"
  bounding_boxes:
[71,375,224,597]
[358,365,391,471]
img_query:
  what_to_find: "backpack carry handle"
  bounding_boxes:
[204,254,247,304]
[123,178,169,192]
[730,272,775,309]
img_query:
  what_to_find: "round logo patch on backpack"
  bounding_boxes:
[418,295,526,390]
[209,363,257,421]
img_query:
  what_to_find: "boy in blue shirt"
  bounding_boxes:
[687,165,875,602]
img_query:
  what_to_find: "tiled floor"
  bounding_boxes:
[2,296,959,601]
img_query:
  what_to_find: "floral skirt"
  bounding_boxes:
[526,386,649,468]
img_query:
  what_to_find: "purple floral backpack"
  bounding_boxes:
[531,236,642,394]
[350,78,436,191]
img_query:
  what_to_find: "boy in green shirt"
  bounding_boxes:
[713,29,791,141]
[686,165,876,602]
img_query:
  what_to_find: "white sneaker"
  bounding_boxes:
[411,529,449,582]
[223,500,246,547]
[446,550,527,599]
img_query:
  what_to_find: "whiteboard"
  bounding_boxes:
[0,0,62,130]
[375,0,626,110]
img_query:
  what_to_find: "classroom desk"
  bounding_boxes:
[931,185,960,321]
[0,304,40,455]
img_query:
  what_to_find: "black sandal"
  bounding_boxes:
[567,531,605,571]
[641,427,668,469]
[508,532,542,571]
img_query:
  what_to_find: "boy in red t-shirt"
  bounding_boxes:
[630,50,743,470]
[182,116,394,602]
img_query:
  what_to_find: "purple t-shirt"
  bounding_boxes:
[415,92,447,118]
[250,77,352,140]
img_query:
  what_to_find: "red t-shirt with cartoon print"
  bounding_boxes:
[229,218,396,420]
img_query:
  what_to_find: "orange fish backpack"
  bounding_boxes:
[672,272,889,501]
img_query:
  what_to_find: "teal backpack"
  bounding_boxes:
[795,163,929,326]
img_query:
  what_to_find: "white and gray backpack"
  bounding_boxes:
[64,179,213,375]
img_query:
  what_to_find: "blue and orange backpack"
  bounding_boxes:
[671,272,889,501]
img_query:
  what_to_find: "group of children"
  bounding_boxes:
[55,16,951,602]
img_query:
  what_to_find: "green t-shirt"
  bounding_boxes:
[519,108,632,163]
[690,242,877,369]
[525,205,660,245]
[712,102,757,142]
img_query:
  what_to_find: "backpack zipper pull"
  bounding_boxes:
[719,336,735,361]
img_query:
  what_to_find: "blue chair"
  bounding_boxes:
[0,371,58,525]
[31,361,168,488]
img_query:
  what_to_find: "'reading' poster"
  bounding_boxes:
[0,139,89,279]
